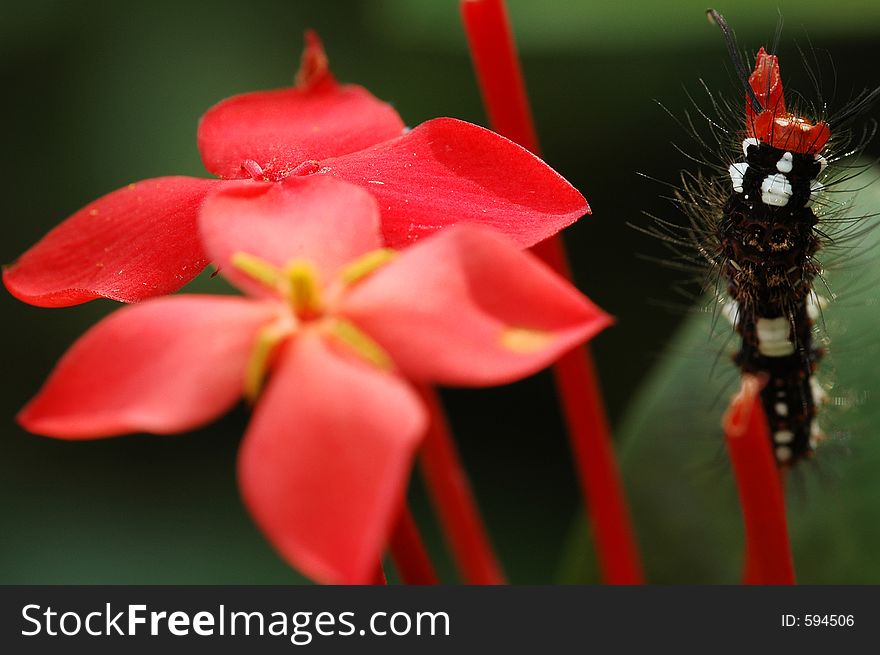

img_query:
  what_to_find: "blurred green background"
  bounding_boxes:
[2,0,879,583]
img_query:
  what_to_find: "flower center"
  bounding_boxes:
[282,260,324,319]
[230,248,399,400]
[231,252,325,320]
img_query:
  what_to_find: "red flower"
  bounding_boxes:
[18,177,609,584]
[3,32,588,308]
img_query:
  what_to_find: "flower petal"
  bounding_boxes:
[342,224,612,385]
[320,117,589,248]
[200,177,383,296]
[19,296,279,438]
[3,177,221,307]
[198,45,405,181]
[238,331,425,584]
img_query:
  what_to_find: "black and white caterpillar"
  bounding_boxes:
[654,10,880,466]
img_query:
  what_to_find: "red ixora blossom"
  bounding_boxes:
[3,32,588,308]
[18,177,610,584]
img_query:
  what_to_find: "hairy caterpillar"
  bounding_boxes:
[650,10,880,466]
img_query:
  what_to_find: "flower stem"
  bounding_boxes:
[417,386,506,584]
[371,565,387,585]
[460,0,643,584]
[460,0,539,153]
[724,376,796,584]
[389,504,439,584]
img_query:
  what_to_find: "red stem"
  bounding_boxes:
[418,386,506,584]
[389,504,440,584]
[370,564,387,585]
[460,0,643,584]
[723,376,796,584]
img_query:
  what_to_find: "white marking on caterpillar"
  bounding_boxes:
[742,137,759,156]
[806,293,827,321]
[760,173,793,207]
[810,376,829,406]
[775,445,793,462]
[756,316,795,357]
[774,402,789,417]
[776,151,794,173]
[729,162,748,193]
[721,300,739,326]
[774,429,794,444]
[809,420,825,449]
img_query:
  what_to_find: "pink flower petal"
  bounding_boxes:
[19,296,279,438]
[320,117,589,248]
[197,60,405,181]
[238,331,426,584]
[3,177,221,307]
[342,224,612,386]
[200,177,383,297]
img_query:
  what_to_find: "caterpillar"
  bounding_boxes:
[653,10,880,466]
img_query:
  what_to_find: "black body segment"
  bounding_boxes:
[720,141,823,464]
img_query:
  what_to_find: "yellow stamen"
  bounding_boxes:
[283,260,323,315]
[245,323,290,401]
[329,319,393,370]
[499,326,553,353]
[340,248,398,285]
[231,252,281,288]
